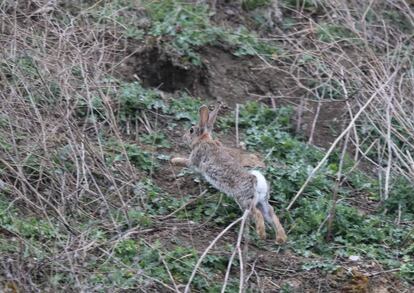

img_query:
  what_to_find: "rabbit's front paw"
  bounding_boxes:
[275,233,287,245]
[171,157,189,166]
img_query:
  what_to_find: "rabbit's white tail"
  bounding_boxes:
[249,170,268,203]
[250,170,273,223]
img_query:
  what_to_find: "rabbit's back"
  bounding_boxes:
[190,141,256,209]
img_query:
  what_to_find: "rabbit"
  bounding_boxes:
[171,102,266,168]
[171,103,287,244]
[171,103,265,169]
[172,143,265,169]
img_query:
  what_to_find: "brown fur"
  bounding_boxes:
[172,104,287,244]
[172,145,265,169]
[189,138,256,210]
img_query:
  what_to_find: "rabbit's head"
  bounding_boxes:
[184,103,221,147]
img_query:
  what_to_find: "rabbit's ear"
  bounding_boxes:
[199,105,209,130]
[207,102,221,130]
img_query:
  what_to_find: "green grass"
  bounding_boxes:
[1,0,414,291]
[1,80,413,289]
[316,23,357,43]
[224,102,414,282]
[1,62,413,289]
[242,0,272,11]
[144,0,280,64]
[282,0,322,11]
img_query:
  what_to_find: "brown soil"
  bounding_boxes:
[116,40,349,151]
[116,44,287,106]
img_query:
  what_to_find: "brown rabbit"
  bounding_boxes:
[171,104,287,244]
[171,148,265,168]
[172,103,265,169]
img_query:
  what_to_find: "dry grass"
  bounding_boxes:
[0,0,413,292]
[0,1,150,291]
[267,0,414,203]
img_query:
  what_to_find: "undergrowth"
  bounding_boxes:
[1,0,413,292]
[2,84,413,290]
[220,102,414,282]
[144,0,280,64]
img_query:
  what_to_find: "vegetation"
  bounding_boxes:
[1,0,413,292]
[144,0,279,64]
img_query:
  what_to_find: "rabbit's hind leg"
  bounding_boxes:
[269,206,287,244]
[253,206,266,240]
[256,202,287,244]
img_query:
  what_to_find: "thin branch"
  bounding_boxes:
[235,103,240,148]
[287,71,398,210]
[184,215,244,293]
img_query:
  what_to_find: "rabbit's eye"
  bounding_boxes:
[190,127,194,134]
